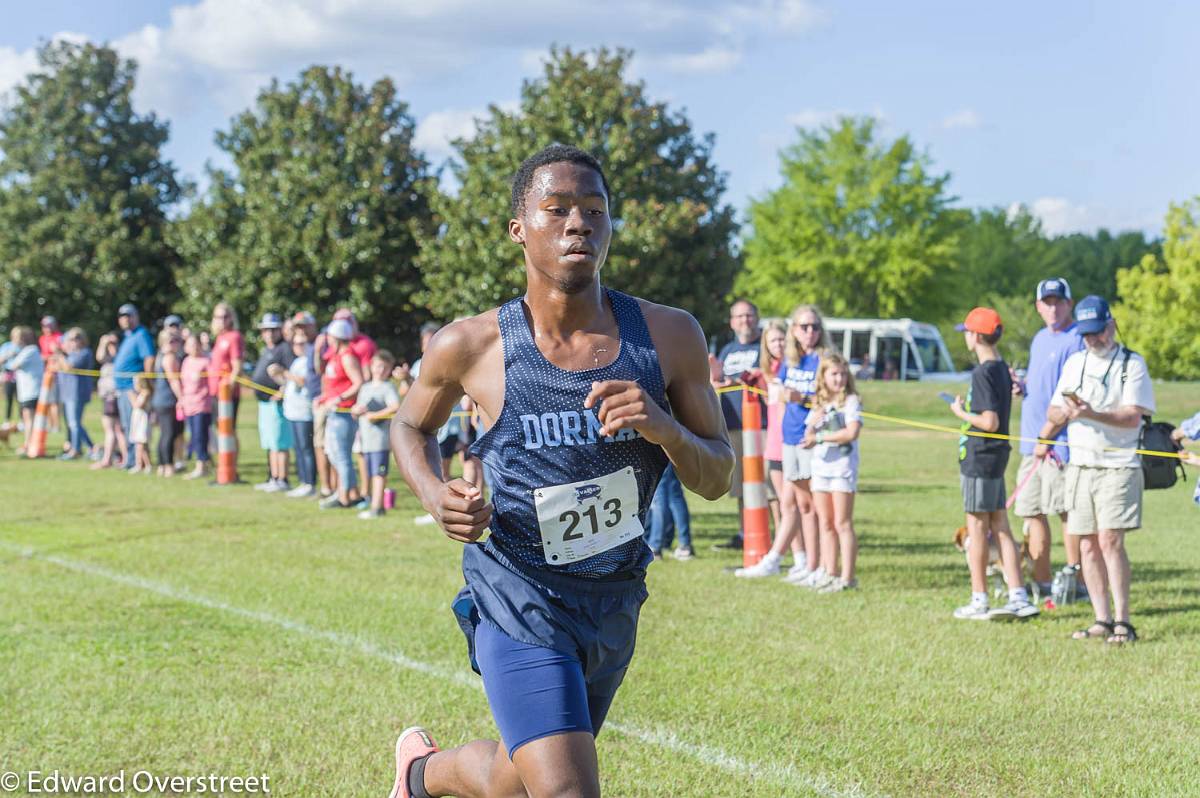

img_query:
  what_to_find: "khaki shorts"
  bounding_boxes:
[1065,465,1142,534]
[782,443,813,482]
[312,399,330,450]
[1013,455,1068,518]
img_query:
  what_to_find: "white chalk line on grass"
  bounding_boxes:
[2,540,869,798]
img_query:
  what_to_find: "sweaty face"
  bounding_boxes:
[511,162,612,295]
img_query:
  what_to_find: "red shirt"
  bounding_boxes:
[349,333,376,365]
[39,332,63,359]
[321,349,358,409]
[208,330,245,395]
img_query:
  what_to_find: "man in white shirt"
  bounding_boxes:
[1045,296,1154,645]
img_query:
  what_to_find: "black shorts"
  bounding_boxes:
[19,398,37,413]
[438,436,458,460]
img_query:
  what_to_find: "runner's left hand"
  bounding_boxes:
[585,380,676,445]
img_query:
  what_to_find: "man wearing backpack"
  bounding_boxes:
[1044,296,1155,645]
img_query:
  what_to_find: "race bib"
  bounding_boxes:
[534,467,643,565]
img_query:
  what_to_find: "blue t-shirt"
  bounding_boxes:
[780,352,821,445]
[1019,323,1084,458]
[59,350,97,405]
[113,326,155,391]
[717,339,762,431]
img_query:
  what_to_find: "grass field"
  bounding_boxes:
[3,382,1199,797]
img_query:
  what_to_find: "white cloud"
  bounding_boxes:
[941,108,981,130]
[1010,197,1160,236]
[787,106,885,130]
[414,108,487,163]
[0,32,90,101]
[99,0,826,123]
[659,46,743,74]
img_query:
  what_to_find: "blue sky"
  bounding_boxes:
[2,1,1196,236]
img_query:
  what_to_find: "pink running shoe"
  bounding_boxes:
[389,726,440,798]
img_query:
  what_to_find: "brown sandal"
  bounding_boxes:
[1071,620,1114,640]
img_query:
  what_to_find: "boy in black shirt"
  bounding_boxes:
[950,307,1038,621]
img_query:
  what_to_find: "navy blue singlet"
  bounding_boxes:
[470,288,670,578]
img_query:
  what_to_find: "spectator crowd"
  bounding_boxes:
[0,301,457,522]
[2,277,1196,642]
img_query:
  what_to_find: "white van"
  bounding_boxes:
[823,318,965,381]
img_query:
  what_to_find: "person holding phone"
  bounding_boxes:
[949,307,1036,621]
[1046,296,1155,645]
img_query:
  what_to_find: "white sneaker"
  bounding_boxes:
[735,554,781,578]
[358,508,382,520]
[413,513,436,526]
[672,546,694,561]
[818,577,858,593]
[805,570,836,591]
[989,599,1040,621]
[286,484,316,498]
[786,556,808,577]
[254,480,275,491]
[954,601,991,620]
[793,567,828,589]
[262,479,289,493]
[782,568,813,584]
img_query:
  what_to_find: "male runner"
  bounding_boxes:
[388,144,734,798]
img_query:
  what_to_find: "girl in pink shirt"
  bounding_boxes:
[180,334,213,480]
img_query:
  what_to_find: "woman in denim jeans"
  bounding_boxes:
[54,328,97,459]
[645,464,692,560]
[318,319,364,509]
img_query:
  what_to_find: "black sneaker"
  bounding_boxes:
[711,533,744,551]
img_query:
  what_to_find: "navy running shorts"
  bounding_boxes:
[452,542,647,757]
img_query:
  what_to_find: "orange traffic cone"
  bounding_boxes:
[741,388,772,568]
[25,367,56,458]
[215,375,239,484]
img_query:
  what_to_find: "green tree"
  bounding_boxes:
[940,292,1043,371]
[415,47,740,335]
[1114,199,1200,379]
[954,206,1047,302]
[1042,228,1160,301]
[173,65,434,348]
[0,40,182,333]
[738,117,960,320]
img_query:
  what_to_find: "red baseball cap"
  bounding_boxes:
[955,307,1003,335]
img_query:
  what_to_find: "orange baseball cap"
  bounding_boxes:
[955,307,1003,335]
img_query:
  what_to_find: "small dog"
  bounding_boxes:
[0,421,17,449]
[953,523,1037,603]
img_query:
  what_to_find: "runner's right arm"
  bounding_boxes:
[391,322,494,542]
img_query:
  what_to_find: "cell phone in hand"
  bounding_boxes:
[1061,390,1081,403]
[937,392,955,404]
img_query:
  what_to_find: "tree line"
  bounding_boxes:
[0,41,1195,375]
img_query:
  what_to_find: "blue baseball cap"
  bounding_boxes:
[257,312,283,330]
[1074,295,1112,335]
[1036,278,1072,301]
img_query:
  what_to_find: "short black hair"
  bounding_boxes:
[510,144,610,216]
[979,326,1003,346]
